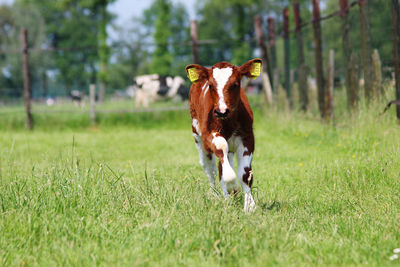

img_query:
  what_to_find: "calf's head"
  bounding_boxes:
[186,59,262,119]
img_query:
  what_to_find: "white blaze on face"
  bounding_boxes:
[212,67,232,113]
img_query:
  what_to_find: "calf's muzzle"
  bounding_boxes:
[214,108,230,118]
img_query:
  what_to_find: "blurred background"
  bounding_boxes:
[0,0,398,129]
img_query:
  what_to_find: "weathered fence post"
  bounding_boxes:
[190,20,199,64]
[273,69,280,96]
[372,49,382,95]
[293,2,308,112]
[90,84,96,125]
[340,0,357,110]
[326,50,335,121]
[254,15,273,105]
[98,82,105,104]
[359,0,374,100]
[392,0,400,121]
[283,7,292,108]
[267,17,278,92]
[267,17,277,76]
[22,28,33,130]
[349,53,360,109]
[312,0,326,118]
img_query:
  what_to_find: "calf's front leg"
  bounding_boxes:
[193,133,217,190]
[207,133,238,196]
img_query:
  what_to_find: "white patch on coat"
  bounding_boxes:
[201,81,208,91]
[203,85,209,96]
[211,133,236,191]
[202,81,209,96]
[212,133,227,151]
[212,67,232,113]
[192,118,201,136]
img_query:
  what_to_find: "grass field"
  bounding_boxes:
[0,94,400,266]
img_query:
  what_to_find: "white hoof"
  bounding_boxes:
[244,192,256,213]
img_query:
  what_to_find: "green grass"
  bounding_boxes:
[1,93,400,266]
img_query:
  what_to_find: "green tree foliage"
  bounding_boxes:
[0,0,396,96]
[151,0,173,76]
[107,19,151,89]
[168,3,191,76]
[197,0,278,66]
[0,2,47,97]
[141,0,189,77]
[83,0,116,86]
[15,0,100,93]
[321,0,392,79]
[196,1,234,65]
[3,0,115,95]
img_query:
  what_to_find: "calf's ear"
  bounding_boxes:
[185,64,208,83]
[239,58,262,80]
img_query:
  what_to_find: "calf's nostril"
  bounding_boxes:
[215,109,229,118]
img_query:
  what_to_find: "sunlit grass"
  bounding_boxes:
[0,87,400,265]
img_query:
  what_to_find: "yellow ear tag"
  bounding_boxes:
[187,68,199,82]
[250,62,261,80]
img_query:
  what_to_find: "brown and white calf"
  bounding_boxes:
[186,59,262,212]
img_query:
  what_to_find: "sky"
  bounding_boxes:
[0,0,197,24]
[108,0,196,39]
[109,0,197,26]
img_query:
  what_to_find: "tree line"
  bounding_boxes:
[0,0,395,100]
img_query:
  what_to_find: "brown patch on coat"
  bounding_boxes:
[218,162,222,181]
[242,166,253,187]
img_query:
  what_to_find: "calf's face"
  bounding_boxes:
[186,59,262,119]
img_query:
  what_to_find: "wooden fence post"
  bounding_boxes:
[273,69,280,95]
[359,0,374,100]
[340,0,357,110]
[326,50,335,121]
[392,0,400,121]
[90,84,96,125]
[293,2,308,112]
[267,17,277,76]
[283,7,292,108]
[98,82,105,104]
[254,15,273,105]
[349,53,360,110]
[190,20,199,64]
[372,49,382,95]
[312,0,326,118]
[22,28,33,130]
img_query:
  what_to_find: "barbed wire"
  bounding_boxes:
[289,0,361,34]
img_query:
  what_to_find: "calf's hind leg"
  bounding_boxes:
[237,138,256,213]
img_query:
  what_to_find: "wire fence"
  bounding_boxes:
[0,0,399,127]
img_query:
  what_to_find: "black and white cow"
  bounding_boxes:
[134,74,187,108]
